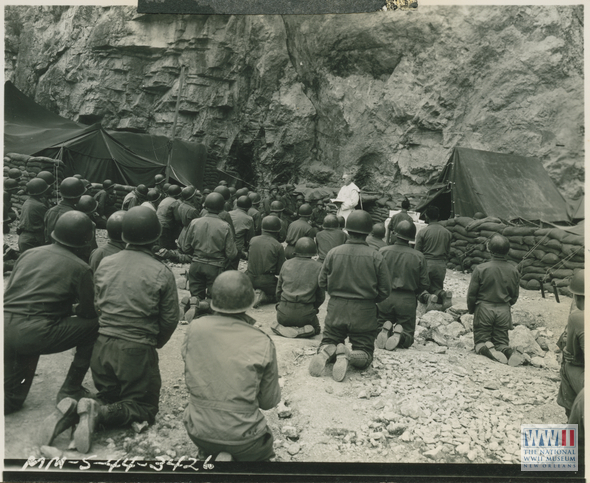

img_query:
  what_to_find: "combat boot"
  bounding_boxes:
[39,397,79,446]
[272,322,315,339]
[252,289,266,309]
[309,344,337,377]
[375,321,393,349]
[348,350,370,369]
[425,294,439,313]
[441,291,453,311]
[503,347,525,367]
[385,324,404,351]
[478,345,501,363]
[74,399,127,453]
[332,344,350,382]
[56,365,96,404]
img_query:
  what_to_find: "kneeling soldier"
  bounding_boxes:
[273,237,325,338]
[467,234,520,364]
[309,210,390,382]
[375,221,429,351]
[183,271,281,461]
[73,206,179,453]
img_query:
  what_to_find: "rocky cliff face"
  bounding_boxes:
[5,5,584,200]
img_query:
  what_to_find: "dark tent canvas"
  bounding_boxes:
[4,81,207,189]
[568,195,584,222]
[416,147,570,223]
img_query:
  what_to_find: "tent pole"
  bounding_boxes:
[167,65,186,181]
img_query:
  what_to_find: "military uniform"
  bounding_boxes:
[276,257,325,334]
[176,201,200,251]
[247,207,262,236]
[44,200,76,244]
[180,214,238,300]
[310,206,327,231]
[246,233,285,300]
[377,242,429,348]
[387,211,413,244]
[467,254,520,353]
[557,308,584,415]
[4,244,98,413]
[89,240,127,272]
[366,234,386,251]
[229,208,254,269]
[18,195,48,253]
[183,312,281,461]
[4,190,17,234]
[94,190,117,218]
[156,196,182,249]
[284,218,314,259]
[315,228,347,262]
[415,221,452,298]
[121,191,142,211]
[318,239,391,364]
[92,246,178,425]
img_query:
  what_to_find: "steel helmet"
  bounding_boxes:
[180,186,196,201]
[162,183,171,193]
[214,185,231,201]
[81,179,92,189]
[346,210,373,235]
[322,214,339,229]
[219,180,228,186]
[296,194,305,201]
[76,195,98,214]
[261,215,282,233]
[210,270,255,314]
[135,184,149,197]
[371,223,386,239]
[269,184,278,192]
[202,188,211,196]
[103,179,114,190]
[228,187,237,196]
[337,216,345,228]
[488,234,510,255]
[286,184,295,191]
[59,177,86,199]
[8,168,22,180]
[569,270,584,296]
[122,206,162,245]
[204,192,225,213]
[26,178,51,196]
[73,174,83,180]
[248,192,261,205]
[51,210,94,247]
[168,184,182,198]
[147,188,161,202]
[295,237,317,258]
[36,171,56,185]
[236,195,252,210]
[106,210,125,241]
[394,220,416,241]
[154,174,166,185]
[236,188,249,198]
[270,200,284,212]
[4,178,19,192]
[298,203,313,217]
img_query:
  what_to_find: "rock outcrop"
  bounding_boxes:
[5,5,584,198]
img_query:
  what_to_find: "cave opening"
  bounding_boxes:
[226,139,257,189]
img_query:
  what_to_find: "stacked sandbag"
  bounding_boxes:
[111,184,135,209]
[367,203,389,224]
[4,153,65,212]
[439,217,584,296]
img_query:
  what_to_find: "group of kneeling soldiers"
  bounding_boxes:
[3,171,584,461]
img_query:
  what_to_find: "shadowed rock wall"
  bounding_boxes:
[5,5,584,200]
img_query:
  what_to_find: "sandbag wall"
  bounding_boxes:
[86,183,134,210]
[440,217,584,296]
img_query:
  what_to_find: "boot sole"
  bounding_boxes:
[375,321,393,349]
[309,352,330,377]
[508,353,525,367]
[39,397,78,447]
[296,325,316,338]
[272,324,299,338]
[74,398,98,454]
[385,325,404,351]
[332,351,348,382]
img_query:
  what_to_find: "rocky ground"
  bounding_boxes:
[4,230,572,467]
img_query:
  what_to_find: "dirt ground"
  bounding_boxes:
[3,229,574,467]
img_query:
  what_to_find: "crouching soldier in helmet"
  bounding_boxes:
[72,206,179,453]
[5,211,99,420]
[183,271,281,461]
[309,210,391,382]
[557,270,584,418]
[247,216,285,309]
[273,237,325,338]
[17,178,51,253]
[467,234,521,365]
[88,211,126,272]
[375,221,429,351]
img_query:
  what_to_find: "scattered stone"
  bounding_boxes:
[386,423,406,436]
[460,314,474,332]
[426,327,449,347]
[543,351,560,370]
[511,308,539,329]
[358,390,369,399]
[414,325,427,340]
[432,345,447,354]
[369,432,383,440]
[325,386,334,394]
[467,449,478,461]
[457,334,475,351]
[281,426,299,440]
[484,381,499,390]
[509,326,544,357]
[400,403,425,419]
[277,402,292,419]
[424,445,444,459]
[286,443,300,455]
[132,421,149,433]
[419,311,455,329]
[456,443,470,455]
[489,441,499,451]
[530,356,545,368]
[400,431,412,442]
[40,446,63,459]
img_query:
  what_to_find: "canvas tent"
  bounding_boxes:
[416,147,570,223]
[4,81,207,189]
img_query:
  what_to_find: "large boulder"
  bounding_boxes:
[438,321,467,339]
[460,314,474,333]
[511,308,541,329]
[509,325,544,357]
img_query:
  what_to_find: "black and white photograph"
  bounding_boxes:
[2,0,585,480]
